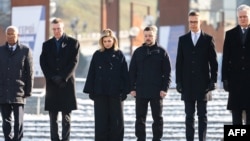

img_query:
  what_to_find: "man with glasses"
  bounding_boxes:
[176,11,218,141]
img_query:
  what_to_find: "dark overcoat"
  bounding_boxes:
[0,42,33,104]
[83,49,130,98]
[222,25,250,110]
[129,42,171,99]
[176,31,218,101]
[40,34,79,112]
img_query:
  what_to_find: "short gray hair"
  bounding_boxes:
[5,25,19,34]
[237,4,250,15]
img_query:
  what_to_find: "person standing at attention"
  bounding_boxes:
[40,18,80,141]
[129,25,171,141]
[222,4,250,125]
[83,29,130,141]
[0,25,34,141]
[175,11,218,141]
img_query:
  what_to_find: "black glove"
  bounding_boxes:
[121,94,127,101]
[89,94,95,100]
[51,75,66,88]
[208,81,216,91]
[223,80,229,92]
[176,83,182,93]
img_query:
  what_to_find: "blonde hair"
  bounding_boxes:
[99,29,119,52]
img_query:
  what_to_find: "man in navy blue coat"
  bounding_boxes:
[40,18,79,141]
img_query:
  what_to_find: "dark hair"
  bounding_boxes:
[51,18,63,24]
[188,11,200,16]
[143,25,158,32]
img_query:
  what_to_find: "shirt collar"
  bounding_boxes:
[9,44,17,51]
[191,30,201,36]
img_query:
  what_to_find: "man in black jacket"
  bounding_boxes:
[40,18,79,141]
[129,25,171,141]
[222,4,250,125]
[0,25,33,141]
[176,11,218,141]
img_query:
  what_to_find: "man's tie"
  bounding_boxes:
[9,46,13,52]
[242,28,248,44]
[193,33,198,45]
[243,28,247,34]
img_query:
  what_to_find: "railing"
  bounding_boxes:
[31,88,45,115]
[31,78,86,115]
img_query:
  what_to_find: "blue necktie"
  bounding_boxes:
[55,40,61,53]
[9,47,13,52]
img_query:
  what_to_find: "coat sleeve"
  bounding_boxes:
[221,31,230,82]
[40,42,54,79]
[129,50,137,91]
[208,36,218,82]
[175,37,183,84]
[120,51,130,95]
[24,47,34,97]
[83,51,97,94]
[161,50,171,91]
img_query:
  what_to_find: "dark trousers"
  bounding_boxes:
[135,98,163,141]
[49,111,71,141]
[184,100,207,141]
[94,96,124,141]
[231,110,250,125]
[0,104,24,141]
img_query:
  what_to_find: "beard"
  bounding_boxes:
[145,40,154,46]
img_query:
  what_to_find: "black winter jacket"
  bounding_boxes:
[83,48,130,99]
[129,42,171,99]
[0,42,33,104]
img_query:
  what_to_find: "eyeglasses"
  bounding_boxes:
[189,21,199,24]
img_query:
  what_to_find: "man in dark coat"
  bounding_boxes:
[0,25,33,141]
[176,11,218,141]
[222,4,250,125]
[129,25,171,141]
[40,18,79,141]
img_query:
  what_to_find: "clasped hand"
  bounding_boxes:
[51,75,66,88]
[206,81,216,92]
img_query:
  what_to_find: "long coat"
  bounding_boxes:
[222,25,250,110]
[0,42,33,104]
[129,42,171,99]
[83,49,130,98]
[40,34,79,112]
[176,31,218,101]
